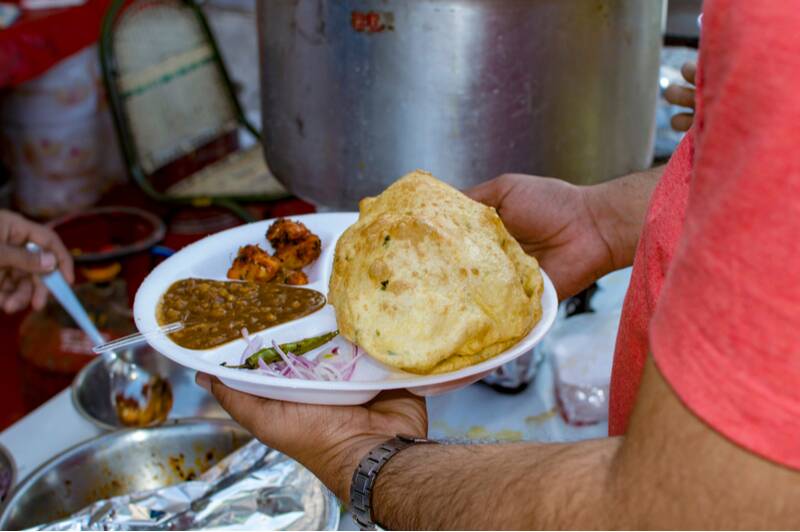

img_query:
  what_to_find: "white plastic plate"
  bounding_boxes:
[134,213,558,405]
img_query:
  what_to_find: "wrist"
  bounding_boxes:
[580,183,624,275]
[319,434,392,503]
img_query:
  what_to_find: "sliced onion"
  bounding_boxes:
[240,328,265,364]
[241,332,361,382]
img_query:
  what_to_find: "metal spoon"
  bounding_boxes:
[27,243,172,426]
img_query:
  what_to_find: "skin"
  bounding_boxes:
[199,166,800,529]
[198,353,800,528]
[665,61,697,132]
[0,210,74,313]
[468,168,663,299]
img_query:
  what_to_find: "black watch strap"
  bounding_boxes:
[350,434,436,530]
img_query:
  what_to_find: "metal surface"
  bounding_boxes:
[72,345,228,431]
[257,0,665,209]
[28,439,340,531]
[0,419,251,529]
[0,442,16,505]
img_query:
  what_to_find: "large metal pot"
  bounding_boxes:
[0,419,251,529]
[257,0,665,209]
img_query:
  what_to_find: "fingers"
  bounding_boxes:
[464,173,522,208]
[671,112,694,132]
[664,84,695,109]
[3,276,33,313]
[0,270,11,310]
[31,276,48,310]
[0,210,74,282]
[0,243,58,274]
[26,223,74,283]
[464,179,504,208]
[0,268,48,313]
[681,61,697,85]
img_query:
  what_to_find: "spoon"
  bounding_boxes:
[27,243,173,426]
[92,321,185,355]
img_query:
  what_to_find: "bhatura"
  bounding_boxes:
[329,171,543,374]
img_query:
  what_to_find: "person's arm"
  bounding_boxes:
[369,357,800,530]
[583,165,663,273]
[202,354,800,529]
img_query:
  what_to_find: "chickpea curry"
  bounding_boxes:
[157,278,326,350]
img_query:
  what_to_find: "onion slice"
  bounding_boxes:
[239,331,360,381]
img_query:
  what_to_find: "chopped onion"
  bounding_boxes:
[240,332,360,381]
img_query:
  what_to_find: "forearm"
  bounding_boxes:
[371,437,621,530]
[583,165,663,271]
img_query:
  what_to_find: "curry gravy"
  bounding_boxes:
[157,278,326,350]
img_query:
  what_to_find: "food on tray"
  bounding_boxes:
[267,219,322,270]
[226,218,321,285]
[329,170,543,374]
[225,330,360,381]
[282,270,309,286]
[227,245,282,283]
[157,278,326,350]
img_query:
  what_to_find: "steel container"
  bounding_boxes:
[0,419,251,529]
[72,345,228,431]
[257,0,665,209]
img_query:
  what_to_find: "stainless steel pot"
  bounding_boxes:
[257,0,665,209]
[0,419,251,529]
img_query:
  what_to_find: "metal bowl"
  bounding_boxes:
[0,419,251,529]
[72,345,228,430]
[0,442,16,505]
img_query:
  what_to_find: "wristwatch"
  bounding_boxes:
[350,434,437,530]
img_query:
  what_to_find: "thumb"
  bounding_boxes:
[0,244,57,273]
[464,178,503,208]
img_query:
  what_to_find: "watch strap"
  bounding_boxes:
[350,434,436,530]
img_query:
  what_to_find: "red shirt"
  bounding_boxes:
[609,0,800,469]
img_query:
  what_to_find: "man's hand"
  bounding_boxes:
[467,174,617,299]
[468,170,663,299]
[664,60,696,131]
[0,210,74,313]
[196,374,427,502]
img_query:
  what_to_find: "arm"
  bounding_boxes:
[583,165,663,273]
[202,356,800,529]
[371,358,800,530]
